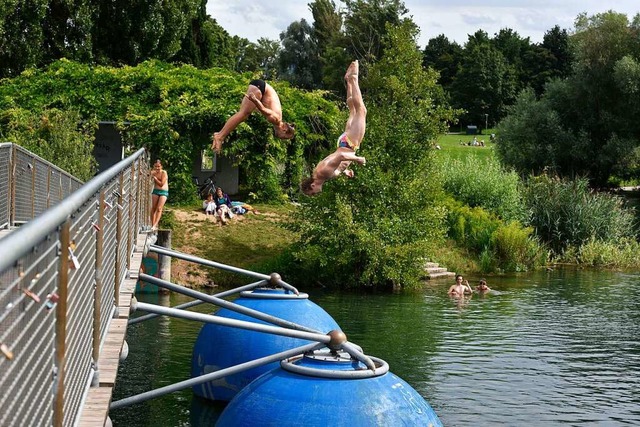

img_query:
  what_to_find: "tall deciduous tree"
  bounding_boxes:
[0,0,47,78]
[422,34,463,88]
[234,37,280,78]
[42,0,93,64]
[277,19,321,89]
[343,0,411,62]
[498,12,640,186]
[91,0,197,65]
[450,38,516,129]
[309,0,344,89]
[174,2,236,70]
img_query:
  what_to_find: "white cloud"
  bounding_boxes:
[206,0,640,47]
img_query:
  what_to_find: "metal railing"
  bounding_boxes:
[0,147,151,426]
[0,143,85,228]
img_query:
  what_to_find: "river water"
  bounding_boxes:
[111,268,640,426]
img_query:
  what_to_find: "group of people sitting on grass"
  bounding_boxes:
[459,136,485,147]
[203,187,250,225]
[448,274,491,296]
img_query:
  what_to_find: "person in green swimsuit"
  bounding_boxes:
[150,159,168,230]
[300,60,366,196]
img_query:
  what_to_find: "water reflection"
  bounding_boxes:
[111,269,640,426]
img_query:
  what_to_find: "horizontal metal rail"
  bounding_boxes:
[134,278,325,334]
[133,302,331,344]
[110,342,324,410]
[149,245,299,295]
[128,279,269,325]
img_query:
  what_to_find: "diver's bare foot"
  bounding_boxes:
[212,133,223,153]
[356,156,366,165]
[345,60,359,81]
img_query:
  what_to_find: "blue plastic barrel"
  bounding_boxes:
[216,351,443,426]
[191,289,340,402]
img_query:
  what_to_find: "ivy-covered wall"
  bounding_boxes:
[0,59,342,201]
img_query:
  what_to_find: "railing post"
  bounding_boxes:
[127,165,134,267]
[134,158,142,233]
[114,174,124,314]
[46,166,52,209]
[9,145,16,226]
[92,191,105,385]
[30,157,36,219]
[54,221,71,427]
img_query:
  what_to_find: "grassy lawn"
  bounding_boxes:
[163,202,298,287]
[434,131,497,162]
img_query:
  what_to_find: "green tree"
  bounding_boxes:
[541,25,573,79]
[343,0,410,62]
[288,22,456,290]
[491,28,534,93]
[91,0,198,65]
[495,86,586,178]
[450,39,516,129]
[277,19,321,89]
[234,37,280,78]
[173,3,236,70]
[310,0,342,55]
[42,0,93,64]
[422,34,463,88]
[0,0,47,78]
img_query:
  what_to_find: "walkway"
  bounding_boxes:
[77,233,145,426]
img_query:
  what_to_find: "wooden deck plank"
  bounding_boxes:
[77,232,147,426]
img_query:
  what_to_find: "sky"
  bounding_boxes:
[206,1,640,47]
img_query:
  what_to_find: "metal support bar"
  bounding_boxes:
[54,221,71,427]
[134,302,331,344]
[128,279,269,325]
[110,341,323,410]
[138,273,320,334]
[148,245,299,295]
[342,341,376,371]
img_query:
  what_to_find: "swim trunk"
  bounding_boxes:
[337,132,357,150]
[249,79,266,96]
[152,188,169,197]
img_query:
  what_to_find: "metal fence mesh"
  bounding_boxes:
[0,146,150,426]
[10,145,83,225]
[0,232,59,427]
[0,144,10,228]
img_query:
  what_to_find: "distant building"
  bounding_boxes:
[466,125,478,135]
[93,122,239,195]
[93,122,124,173]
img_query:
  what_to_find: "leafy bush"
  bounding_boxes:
[523,175,637,254]
[560,238,640,268]
[0,108,97,180]
[441,156,528,223]
[444,197,547,272]
[491,222,548,272]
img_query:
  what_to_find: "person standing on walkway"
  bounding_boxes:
[212,79,296,153]
[150,159,168,231]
